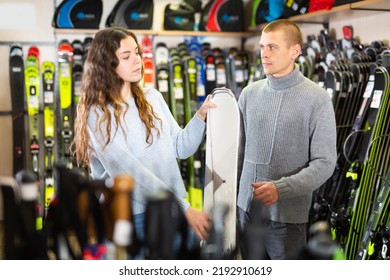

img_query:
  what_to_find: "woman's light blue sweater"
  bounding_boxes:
[88,88,206,214]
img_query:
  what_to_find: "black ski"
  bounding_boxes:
[9,44,26,175]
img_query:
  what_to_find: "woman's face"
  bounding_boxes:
[115,36,142,83]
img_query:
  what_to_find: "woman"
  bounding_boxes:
[72,27,215,247]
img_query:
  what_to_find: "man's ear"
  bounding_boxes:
[292,44,302,59]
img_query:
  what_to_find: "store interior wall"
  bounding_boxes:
[0,0,389,220]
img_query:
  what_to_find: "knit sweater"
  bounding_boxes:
[237,66,337,224]
[88,88,206,215]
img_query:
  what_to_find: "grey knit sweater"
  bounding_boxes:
[237,66,337,224]
[88,88,206,215]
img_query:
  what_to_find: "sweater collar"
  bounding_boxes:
[266,64,303,90]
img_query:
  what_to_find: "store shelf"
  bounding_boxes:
[54,28,256,39]
[53,0,389,44]
[249,0,390,31]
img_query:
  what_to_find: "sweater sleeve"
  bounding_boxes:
[274,96,337,199]
[153,90,206,159]
[237,93,246,186]
[88,106,191,212]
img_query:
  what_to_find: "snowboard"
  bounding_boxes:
[203,87,240,255]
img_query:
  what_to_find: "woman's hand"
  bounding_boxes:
[184,206,210,240]
[196,94,217,122]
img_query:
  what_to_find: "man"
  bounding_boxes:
[237,19,337,259]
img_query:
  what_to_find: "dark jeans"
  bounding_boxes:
[237,207,307,260]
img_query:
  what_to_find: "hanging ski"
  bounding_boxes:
[42,61,56,214]
[57,41,74,166]
[9,44,27,175]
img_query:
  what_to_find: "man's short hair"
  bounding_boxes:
[262,19,303,47]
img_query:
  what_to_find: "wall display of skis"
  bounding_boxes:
[345,63,390,260]
[305,26,390,260]
[6,38,93,228]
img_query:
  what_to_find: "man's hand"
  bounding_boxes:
[252,181,279,206]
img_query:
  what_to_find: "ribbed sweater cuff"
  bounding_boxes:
[177,197,191,212]
[273,178,290,199]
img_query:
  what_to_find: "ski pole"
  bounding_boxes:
[110,174,134,260]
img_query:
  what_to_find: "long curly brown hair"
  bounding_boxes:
[71,27,160,167]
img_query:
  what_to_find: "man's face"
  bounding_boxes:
[259,30,299,78]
